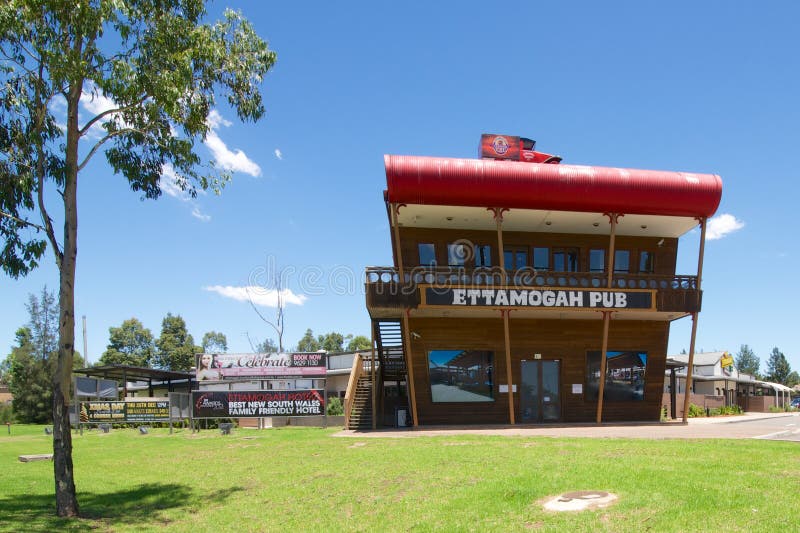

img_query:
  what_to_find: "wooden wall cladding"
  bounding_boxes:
[398,227,679,275]
[407,316,669,425]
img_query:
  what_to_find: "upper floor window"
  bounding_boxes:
[589,249,605,273]
[504,247,528,270]
[553,248,579,272]
[614,250,630,273]
[639,251,654,273]
[533,247,549,271]
[418,243,436,267]
[474,244,492,267]
[447,243,468,266]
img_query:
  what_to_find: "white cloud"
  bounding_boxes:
[274,149,282,160]
[204,130,262,176]
[207,109,232,130]
[80,89,117,116]
[204,110,261,177]
[204,285,307,307]
[191,206,211,222]
[706,213,744,240]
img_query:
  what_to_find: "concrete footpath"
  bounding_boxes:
[335,412,800,440]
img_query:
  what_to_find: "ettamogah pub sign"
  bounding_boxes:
[423,287,654,310]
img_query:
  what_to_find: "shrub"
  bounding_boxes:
[0,403,14,424]
[687,403,706,417]
[327,396,344,416]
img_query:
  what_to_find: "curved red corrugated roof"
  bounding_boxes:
[385,155,722,218]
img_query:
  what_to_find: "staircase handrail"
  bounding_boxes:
[344,352,364,428]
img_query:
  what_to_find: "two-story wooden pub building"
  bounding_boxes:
[353,135,722,428]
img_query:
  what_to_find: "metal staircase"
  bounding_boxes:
[374,319,406,381]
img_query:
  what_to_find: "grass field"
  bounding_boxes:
[1,424,797,532]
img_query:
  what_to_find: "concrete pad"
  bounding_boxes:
[18,454,53,462]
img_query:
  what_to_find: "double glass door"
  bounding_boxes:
[520,360,561,423]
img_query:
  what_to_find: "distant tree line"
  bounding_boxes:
[735,344,798,386]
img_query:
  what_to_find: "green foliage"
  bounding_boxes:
[347,335,371,352]
[687,403,706,417]
[786,371,800,387]
[255,338,278,353]
[735,344,760,378]
[8,327,52,423]
[152,313,197,371]
[707,405,743,417]
[318,332,344,353]
[201,331,228,353]
[326,396,343,416]
[0,402,13,423]
[298,329,371,353]
[765,347,791,384]
[296,329,320,352]
[99,318,155,367]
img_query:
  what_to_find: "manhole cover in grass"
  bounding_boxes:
[542,490,617,512]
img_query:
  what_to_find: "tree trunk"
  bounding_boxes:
[52,84,81,518]
[52,189,79,517]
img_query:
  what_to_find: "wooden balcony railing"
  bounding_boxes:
[367,266,697,290]
[366,266,701,313]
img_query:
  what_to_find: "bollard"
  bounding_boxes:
[6,422,9,435]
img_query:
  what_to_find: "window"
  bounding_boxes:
[589,249,605,272]
[533,247,550,271]
[585,351,647,401]
[428,350,494,403]
[614,250,630,273]
[553,248,579,272]
[418,243,436,267]
[474,244,492,267]
[447,243,468,266]
[503,247,527,270]
[639,251,654,273]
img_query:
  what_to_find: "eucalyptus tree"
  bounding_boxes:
[0,0,275,516]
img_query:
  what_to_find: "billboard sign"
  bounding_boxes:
[192,390,325,418]
[79,400,171,423]
[196,352,327,380]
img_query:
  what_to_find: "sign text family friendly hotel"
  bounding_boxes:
[425,288,652,309]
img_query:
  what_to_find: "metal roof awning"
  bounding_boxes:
[385,155,722,219]
[74,365,192,383]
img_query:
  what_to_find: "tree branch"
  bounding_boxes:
[78,95,148,137]
[0,210,47,232]
[32,63,62,267]
[77,126,144,171]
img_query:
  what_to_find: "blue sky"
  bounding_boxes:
[2,1,798,375]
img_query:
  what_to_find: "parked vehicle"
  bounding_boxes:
[791,397,800,409]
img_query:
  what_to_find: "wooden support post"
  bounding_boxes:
[401,310,419,427]
[682,218,707,423]
[490,207,509,277]
[596,213,618,424]
[502,310,515,424]
[595,310,612,424]
[371,327,377,430]
[390,203,405,282]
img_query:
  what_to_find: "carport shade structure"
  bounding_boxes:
[74,365,194,397]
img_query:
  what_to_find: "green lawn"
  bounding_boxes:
[1,424,797,532]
